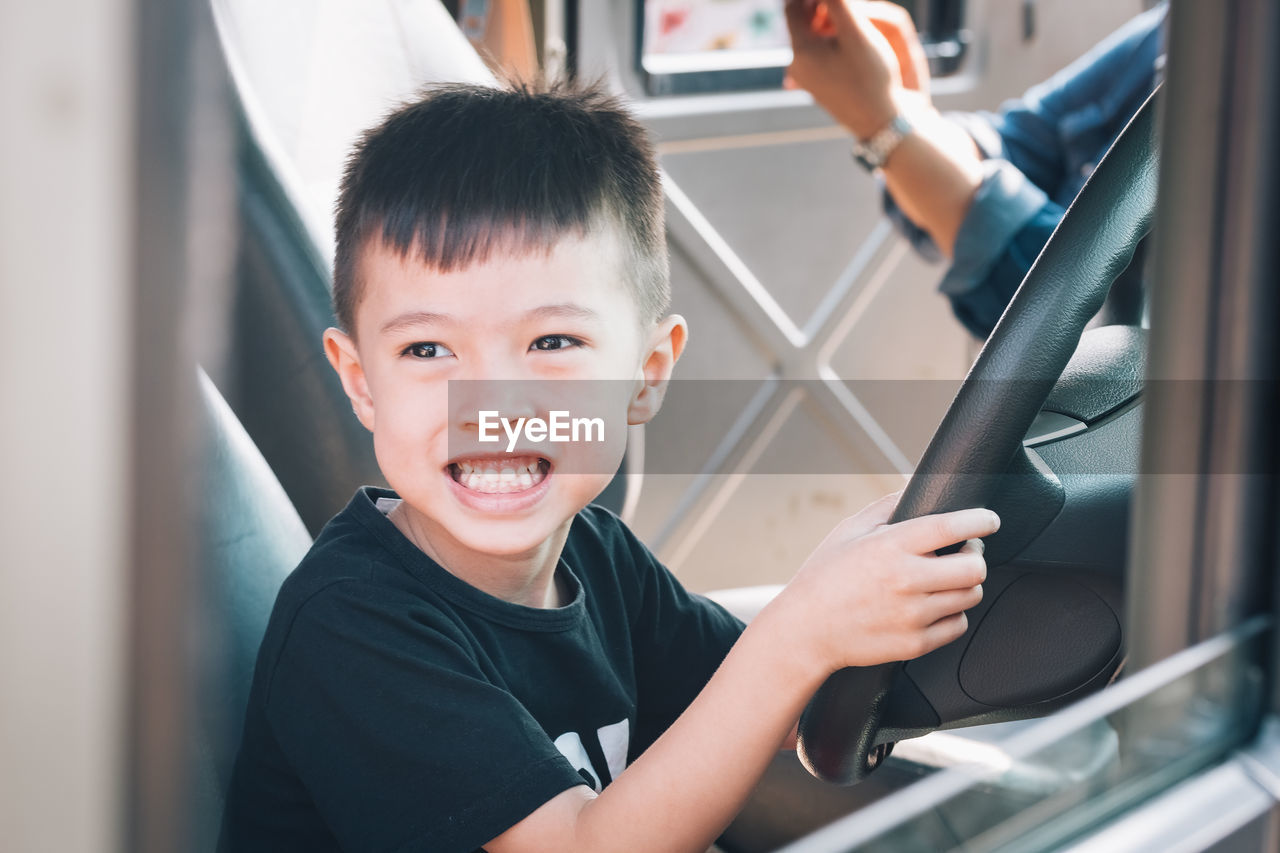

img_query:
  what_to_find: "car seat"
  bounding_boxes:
[189,370,312,848]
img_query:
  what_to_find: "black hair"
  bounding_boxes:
[332,79,668,333]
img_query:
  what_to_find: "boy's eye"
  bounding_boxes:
[403,342,454,359]
[530,335,584,352]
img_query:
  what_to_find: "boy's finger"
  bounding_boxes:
[959,537,984,556]
[910,550,986,592]
[921,584,983,622]
[839,489,903,538]
[921,611,970,654]
[892,508,1000,553]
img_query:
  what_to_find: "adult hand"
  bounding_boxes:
[784,0,932,139]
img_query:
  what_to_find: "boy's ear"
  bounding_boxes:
[323,327,376,432]
[627,314,687,425]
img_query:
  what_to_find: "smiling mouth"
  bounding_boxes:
[448,455,551,494]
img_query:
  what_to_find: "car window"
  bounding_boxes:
[778,619,1268,852]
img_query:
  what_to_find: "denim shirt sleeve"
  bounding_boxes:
[881,4,1166,338]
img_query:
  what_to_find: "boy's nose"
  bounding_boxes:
[450,379,541,433]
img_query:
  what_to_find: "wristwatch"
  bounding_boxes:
[851,114,914,172]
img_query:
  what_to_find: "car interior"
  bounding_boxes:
[8,1,1279,852]
[189,0,1158,847]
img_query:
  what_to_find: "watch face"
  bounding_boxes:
[853,115,911,172]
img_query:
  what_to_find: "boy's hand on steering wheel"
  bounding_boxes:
[768,492,998,676]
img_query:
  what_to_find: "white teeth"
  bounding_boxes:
[451,456,547,494]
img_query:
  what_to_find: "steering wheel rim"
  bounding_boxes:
[797,87,1163,785]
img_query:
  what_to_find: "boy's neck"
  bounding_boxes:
[386,501,572,609]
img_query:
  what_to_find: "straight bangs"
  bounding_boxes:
[333,80,667,332]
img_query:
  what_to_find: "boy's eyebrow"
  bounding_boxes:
[524,303,601,322]
[379,311,455,336]
[378,304,599,336]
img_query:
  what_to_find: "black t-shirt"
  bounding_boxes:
[220,487,744,852]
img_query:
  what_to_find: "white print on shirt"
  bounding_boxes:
[596,719,629,783]
[553,718,630,793]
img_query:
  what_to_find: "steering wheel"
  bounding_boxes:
[797,88,1162,784]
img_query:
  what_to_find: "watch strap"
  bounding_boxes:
[852,114,913,172]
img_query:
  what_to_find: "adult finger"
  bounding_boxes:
[891,508,1001,554]
[821,0,875,44]
[864,0,917,33]
[783,0,823,49]
[866,2,930,92]
[866,15,919,90]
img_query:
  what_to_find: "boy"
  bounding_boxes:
[220,80,996,852]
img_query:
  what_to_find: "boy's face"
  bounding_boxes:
[324,229,684,561]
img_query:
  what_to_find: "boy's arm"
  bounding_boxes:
[486,500,997,853]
